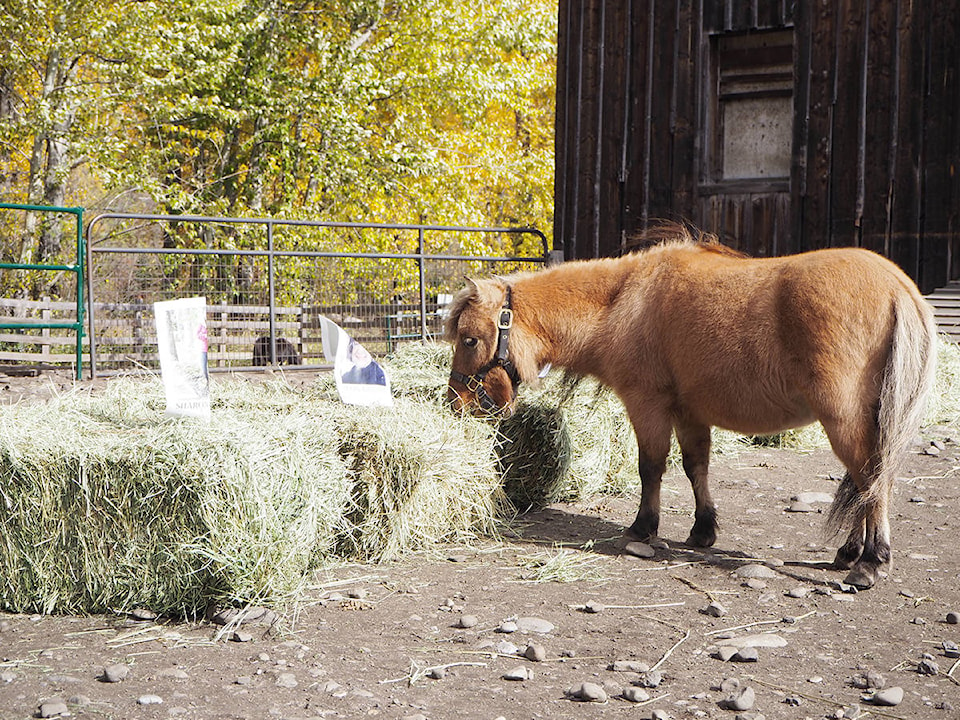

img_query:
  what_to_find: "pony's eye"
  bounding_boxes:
[463,337,478,348]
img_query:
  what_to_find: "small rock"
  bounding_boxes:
[275,672,298,688]
[447,554,468,563]
[733,647,759,663]
[793,491,834,504]
[942,640,960,658]
[610,660,650,673]
[720,685,755,711]
[210,606,275,626]
[456,614,478,629]
[0,671,14,683]
[909,496,925,503]
[624,541,656,558]
[131,607,157,621]
[101,664,129,683]
[650,538,670,550]
[583,601,604,614]
[715,646,738,662]
[701,601,728,618]
[234,676,252,685]
[719,677,740,693]
[735,564,777,579]
[787,501,815,513]
[524,643,546,662]
[230,631,253,642]
[497,620,518,633]
[924,445,941,456]
[576,682,607,702]
[503,665,532,681]
[637,670,663,687]
[515,617,554,634]
[743,578,767,590]
[66,695,90,707]
[651,711,672,720]
[137,694,163,705]
[622,687,650,703]
[911,616,927,625]
[426,666,446,679]
[870,686,904,707]
[159,668,189,680]
[945,611,960,624]
[851,670,885,690]
[917,658,939,675]
[717,633,787,649]
[495,640,520,655]
[786,587,810,598]
[38,700,69,718]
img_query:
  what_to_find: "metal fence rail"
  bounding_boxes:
[86,213,548,377]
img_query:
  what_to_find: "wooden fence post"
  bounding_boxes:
[41,297,51,360]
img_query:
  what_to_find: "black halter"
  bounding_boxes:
[449,286,522,412]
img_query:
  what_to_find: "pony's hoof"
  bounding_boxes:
[832,546,861,570]
[684,532,716,548]
[624,528,656,545]
[843,568,876,590]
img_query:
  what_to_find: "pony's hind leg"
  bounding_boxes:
[823,420,888,589]
[830,473,865,569]
[844,495,891,589]
[675,419,717,547]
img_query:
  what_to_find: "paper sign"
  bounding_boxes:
[319,317,392,407]
[154,297,210,420]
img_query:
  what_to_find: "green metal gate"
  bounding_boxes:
[0,204,86,379]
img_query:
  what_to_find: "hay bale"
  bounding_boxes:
[0,378,349,616]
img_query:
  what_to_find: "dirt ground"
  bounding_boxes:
[0,369,958,720]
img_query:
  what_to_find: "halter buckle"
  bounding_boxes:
[465,375,485,394]
[497,308,513,330]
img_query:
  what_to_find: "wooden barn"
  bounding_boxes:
[554,1,960,295]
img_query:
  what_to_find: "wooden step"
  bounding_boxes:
[926,281,960,343]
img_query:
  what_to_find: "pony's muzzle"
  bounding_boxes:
[446,378,515,418]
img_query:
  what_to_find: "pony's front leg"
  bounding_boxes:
[626,414,672,542]
[676,419,717,547]
[627,454,667,541]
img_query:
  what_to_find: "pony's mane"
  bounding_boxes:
[624,220,747,258]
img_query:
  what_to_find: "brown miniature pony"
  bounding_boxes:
[445,225,936,589]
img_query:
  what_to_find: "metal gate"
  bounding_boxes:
[0,203,85,379]
[85,213,548,377]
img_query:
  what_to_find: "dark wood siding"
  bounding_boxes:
[555,0,960,292]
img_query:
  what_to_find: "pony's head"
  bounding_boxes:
[444,277,524,415]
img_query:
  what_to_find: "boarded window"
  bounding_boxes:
[715,30,793,181]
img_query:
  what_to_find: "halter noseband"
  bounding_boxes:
[449,286,522,412]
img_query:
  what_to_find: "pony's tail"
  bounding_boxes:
[826,292,937,534]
